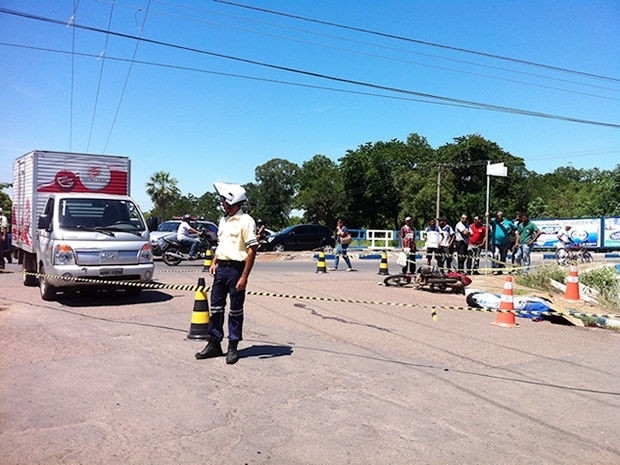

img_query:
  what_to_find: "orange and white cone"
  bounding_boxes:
[564,265,580,302]
[492,275,517,328]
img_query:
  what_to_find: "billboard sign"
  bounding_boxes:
[533,218,601,248]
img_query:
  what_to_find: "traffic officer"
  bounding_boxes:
[195,182,258,365]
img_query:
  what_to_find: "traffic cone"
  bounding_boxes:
[492,275,517,328]
[564,264,580,302]
[378,250,389,275]
[202,248,213,272]
[187,277,210,340]
[316,250,328,273]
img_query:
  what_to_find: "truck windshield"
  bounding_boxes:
[59,198,146,231]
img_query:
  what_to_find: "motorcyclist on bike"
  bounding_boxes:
[177,214,201,259]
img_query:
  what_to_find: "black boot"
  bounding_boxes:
[226,340,239,365]
[195,339,223,359]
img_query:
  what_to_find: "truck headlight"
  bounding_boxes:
[54,244,76,265]
[138,243,153,263]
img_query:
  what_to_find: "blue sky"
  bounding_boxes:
[1,0,619,211]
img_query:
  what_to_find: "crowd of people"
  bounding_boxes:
[400,210,541,276]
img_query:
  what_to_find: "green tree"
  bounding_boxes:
[528,165,620,218]
[340,139,416,229]
[436,134,528,221]
[296,155,343,224]
[394,133,437,229]
[0,183,11,219]
[253,158,299,229]
[145,171,181,221]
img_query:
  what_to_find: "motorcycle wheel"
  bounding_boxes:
[383,274,411,287]
[162,246,182,266]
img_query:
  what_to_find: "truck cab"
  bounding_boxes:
[34,193,154,300]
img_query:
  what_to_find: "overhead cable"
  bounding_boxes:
[213,0,620,84]
[1,8,618,129]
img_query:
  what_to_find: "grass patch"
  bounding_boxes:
[515,264,620,315]
[580,266,620,311]
[514,265,566,293]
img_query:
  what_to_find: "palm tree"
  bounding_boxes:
[146,171,181,221]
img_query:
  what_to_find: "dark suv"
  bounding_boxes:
[262,224,335,252]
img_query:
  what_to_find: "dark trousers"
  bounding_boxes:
[493,243,510,270]
[469,245,482,272]
[439,246,453,271]
[0,237,5,269]
[208,262,246,342]
[455,241,470,273]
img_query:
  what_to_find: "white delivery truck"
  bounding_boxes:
[12,150,155,300]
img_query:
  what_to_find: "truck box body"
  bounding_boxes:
[11,151,154,300]
[12,151,131,253]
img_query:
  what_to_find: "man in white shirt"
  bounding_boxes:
[423,217,441,267]
[438,217,455,271]
[556,225,575,249]
[454,214,472,273]
[177,214,201,259]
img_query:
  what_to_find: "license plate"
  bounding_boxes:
[100,268,123,276]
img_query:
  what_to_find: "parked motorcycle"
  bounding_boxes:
[159,231,213,266]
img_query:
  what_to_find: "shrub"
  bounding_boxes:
[580,266,620,310]
[515,265,566,293]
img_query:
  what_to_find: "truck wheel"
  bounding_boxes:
[23,265,38,287]
[38,265,57,301]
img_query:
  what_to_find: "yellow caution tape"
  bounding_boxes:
[2,268,617,321]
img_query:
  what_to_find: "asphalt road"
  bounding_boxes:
[1,253,619,465]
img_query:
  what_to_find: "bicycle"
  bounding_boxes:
[555,243,594,265]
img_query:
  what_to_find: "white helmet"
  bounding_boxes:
[214,182,247,206]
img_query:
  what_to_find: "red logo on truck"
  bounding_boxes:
[54,170,79,191]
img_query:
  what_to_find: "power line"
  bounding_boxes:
[213,0,620,84]
[147,1,620,102]
[152,1,620,95]
[1,8,618,129]
[86,1,116,152]
[0,42,478,110]
[69,0,81,151]
[102,0,153,153]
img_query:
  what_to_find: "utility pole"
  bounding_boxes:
[486,161,508,273]
[435,164,441,219]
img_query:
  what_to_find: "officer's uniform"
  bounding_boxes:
[208,210,258,343]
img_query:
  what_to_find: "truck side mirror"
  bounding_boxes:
[37,215,51,230]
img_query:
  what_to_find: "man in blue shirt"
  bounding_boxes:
[487,210,516,274]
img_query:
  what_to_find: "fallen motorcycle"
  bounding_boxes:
[158,231,213,266]
[383,266,471,294]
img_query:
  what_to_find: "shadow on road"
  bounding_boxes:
[57,289,173,307]
[239,344,294,360]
